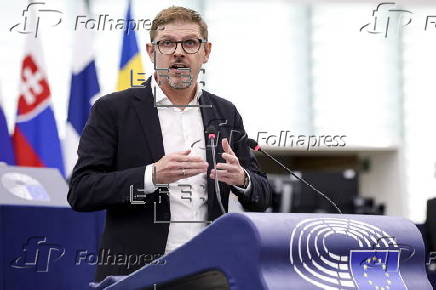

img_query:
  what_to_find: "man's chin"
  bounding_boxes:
[168,78,192,89]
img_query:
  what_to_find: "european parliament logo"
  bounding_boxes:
[289,218,407,289]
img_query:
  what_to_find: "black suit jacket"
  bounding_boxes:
[67,77,272,281]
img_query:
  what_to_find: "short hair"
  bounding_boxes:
[150,6,208,42]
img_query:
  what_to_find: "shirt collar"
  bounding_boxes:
[151,73,202,106]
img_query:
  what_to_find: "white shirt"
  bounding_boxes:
[144,75,250,255]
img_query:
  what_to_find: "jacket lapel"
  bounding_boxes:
[132,77,165,162]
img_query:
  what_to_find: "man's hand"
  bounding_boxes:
[153,150,208,184]
[210,138,246,186]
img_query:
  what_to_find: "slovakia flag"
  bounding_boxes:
[12,5,65,176]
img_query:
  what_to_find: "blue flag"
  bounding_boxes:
[0,92,15,165]
[65,0,100,177]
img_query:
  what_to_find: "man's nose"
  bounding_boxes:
[174,43,185,56]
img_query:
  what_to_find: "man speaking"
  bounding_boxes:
[68,6,272,281]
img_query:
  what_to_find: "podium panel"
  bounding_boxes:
[0,165,69,207]
[93,213,432,290]
[0,166,105,290]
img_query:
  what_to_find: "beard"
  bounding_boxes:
[168,73,193,89]
[168,78,191,89]
[168,68,192,89]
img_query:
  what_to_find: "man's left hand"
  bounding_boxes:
[210,138,246,186]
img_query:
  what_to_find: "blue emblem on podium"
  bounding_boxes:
[350,249,406,289]
[290,218,409,289]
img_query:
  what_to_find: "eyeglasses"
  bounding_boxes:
[153,38,206,55]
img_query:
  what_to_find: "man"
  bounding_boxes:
[67,6,272,281]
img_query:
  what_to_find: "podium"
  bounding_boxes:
[0,166,105,290]
[0,165,69,207]
[93,212,432,289]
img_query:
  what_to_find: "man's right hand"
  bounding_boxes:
[152,150,209,184]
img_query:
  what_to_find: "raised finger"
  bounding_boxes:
[216,162,238,173]
[221,152,238,165]
[222,138,235,155]
[210,169,233,184]
[210,169,231,179]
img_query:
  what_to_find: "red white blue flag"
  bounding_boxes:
[12,5,64,176]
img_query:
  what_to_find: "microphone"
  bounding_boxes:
[207,126,226,215]
[247,138,342,214]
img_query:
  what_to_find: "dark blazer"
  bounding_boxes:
[67,77,272,281]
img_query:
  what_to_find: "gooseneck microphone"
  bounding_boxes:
[247,138,342,214]
[207,126,226,215]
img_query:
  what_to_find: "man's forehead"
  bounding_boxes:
[156,22,201,38]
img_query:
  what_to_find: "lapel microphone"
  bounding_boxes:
[207,126,226,215]
[247,138,342,214]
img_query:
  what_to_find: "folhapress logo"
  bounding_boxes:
[9,2,63,38]
[10,236,65,272]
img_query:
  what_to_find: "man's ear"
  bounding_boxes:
[146,43,154,63]
[203,42,212,64]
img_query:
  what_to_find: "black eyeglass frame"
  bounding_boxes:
[152,38,207,55]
